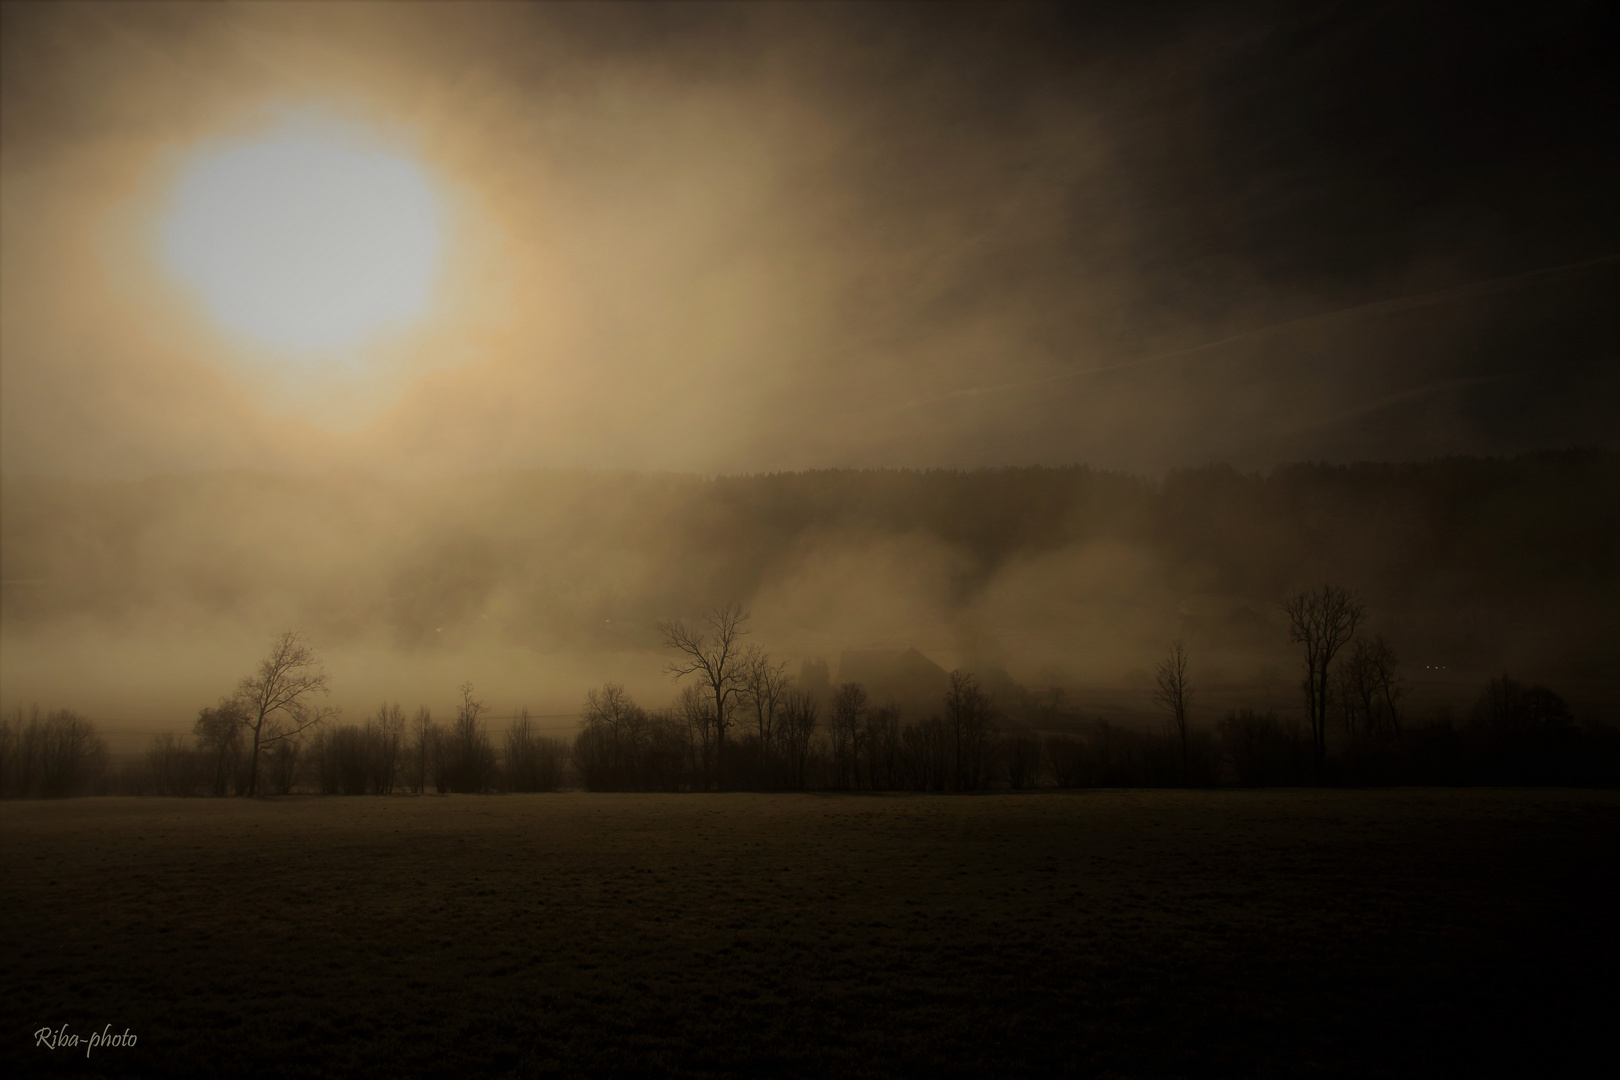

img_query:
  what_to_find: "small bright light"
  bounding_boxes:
[163,131,443,352]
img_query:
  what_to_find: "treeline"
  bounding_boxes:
[1042,677,1618,788]
[7,593,1618,797]
[567,672,1620,792]
[4,672,1616,799]
[570,669,1003,793]
[0,707,109,797]
[128,685,568,797]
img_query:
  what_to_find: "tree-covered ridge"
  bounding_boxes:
[2,450,1615,675]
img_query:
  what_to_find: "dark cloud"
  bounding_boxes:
[1,1,1615,478]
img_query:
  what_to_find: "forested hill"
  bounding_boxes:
[708,449,1618,598]
[2,450,1615,680]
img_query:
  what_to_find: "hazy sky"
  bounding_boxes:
[3,0,1616,479]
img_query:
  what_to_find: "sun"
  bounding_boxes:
[162,125,444,353]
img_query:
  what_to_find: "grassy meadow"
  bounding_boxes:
[4,789,1616,1077]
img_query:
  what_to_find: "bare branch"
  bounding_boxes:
[1282,585,1366,781]
[658,603,751,789]
[232,629,332,795]
[258,704,338,748]
[1153,640,1194,785]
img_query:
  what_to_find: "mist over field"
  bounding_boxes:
[4,453,1615,740]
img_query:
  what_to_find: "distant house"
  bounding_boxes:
[836,647,951,712]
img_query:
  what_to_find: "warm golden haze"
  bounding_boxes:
[0,4,1616,1077]
[2,4,1612,477]
[161,124,444,353]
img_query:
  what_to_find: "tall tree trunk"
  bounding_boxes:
[247,725,262,796]
[1314,668,1329,784]
[713,685,725,792]
[1180,716,1189,787]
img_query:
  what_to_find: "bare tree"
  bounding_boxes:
[193,700,246,796]
[1331,661,1360,739]
[863,704,901,791]
[1362,635,1405,737]
[1333,643,1382,741]
[312,724,365,794]
[147,732,204,796]
[16,709,109,798]
[2,705,46,797]
[506,708,566,792]
[901,716,950,791]
[1153,640,1194,785]
[409,707,437,794]
[577,682,653,790]
[1043,732,1090,789]
[945,670,998,790]
[262,730,302,795]
[234,630,334,796]
[584,682,646,744]
[675,682,719,788]
[366,703,405,794]
[1283,585,1365,782]
[657,604,750,791]
[0,709,16,798]
[831,682,868,789]
[1003,728,1044,790]
[740,646,791,786]
[777,688,818,791]
[440,681,497,793]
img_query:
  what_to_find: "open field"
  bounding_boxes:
[4,790,1616,1077]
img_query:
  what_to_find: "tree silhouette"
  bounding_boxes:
[831,682,868,789]
[1003,727,1043,789]
[777,688,818,791]
[740,646,791,787]
[1153,640,1194,785]
[441,682,497,793]
[1362,635,1405,737]
[233,630,334,796]
[409,707,437,794]
[1283,586,1365,782]
[658,604,751,791]
[863,704,901,791]
[193,700,246,795]
[675,683,719,787]
[506,708,565,792]
[945,670,998,790]
[578,682,653,790]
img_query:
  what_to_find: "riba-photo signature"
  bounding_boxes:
[34,1024,137,1058]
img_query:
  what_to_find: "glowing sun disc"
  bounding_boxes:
[163,132,444,352]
